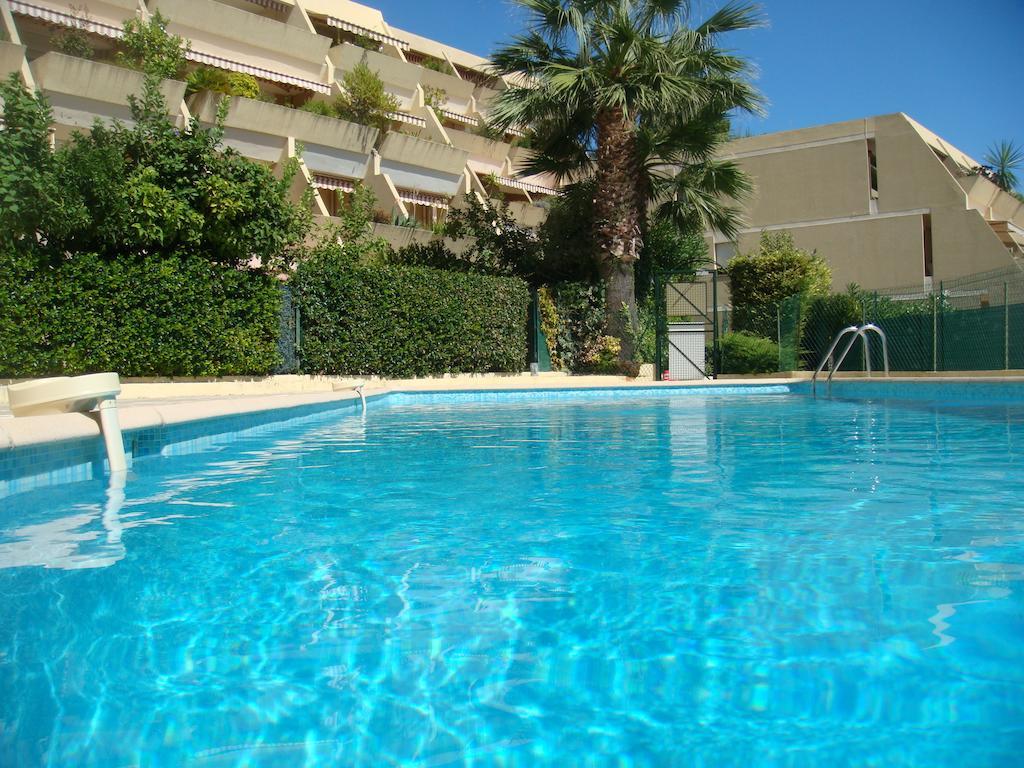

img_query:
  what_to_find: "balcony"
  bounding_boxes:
[329,44,419,107]
[447,130,511,175]
[377,133,468,197]
[189,92,376,176]
[0,41,25,79]
[328,43,474,113]
[30,53,186,135]
[150,0,331,91]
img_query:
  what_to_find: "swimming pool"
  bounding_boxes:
[1,385,1022,765]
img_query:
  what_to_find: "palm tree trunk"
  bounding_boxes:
[594,107,640,362]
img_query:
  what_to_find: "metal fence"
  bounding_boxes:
[779,266,1024,372]
[654,271,729,379]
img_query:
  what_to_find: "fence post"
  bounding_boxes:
[1005,282,1010,371]
[711,271,720,379]
[654,272,664,381]
[938,281,944,372]
[931,292,937,372]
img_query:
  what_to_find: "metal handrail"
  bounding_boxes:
[812,323,890,396]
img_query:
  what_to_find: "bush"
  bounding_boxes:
[727,231,830,339]
[186,67,261,99]
[334,62,399,135]
[719,331,779,374]
[539,282,607,372]
[294,249,530,376]
[115,12,189,80]
[0,248,281,377]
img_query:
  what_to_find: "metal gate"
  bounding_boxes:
[654,271,728,381]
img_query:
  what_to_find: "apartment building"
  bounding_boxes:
[708,113,1024,290]
[0,0,558,248]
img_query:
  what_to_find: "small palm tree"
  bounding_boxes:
[984,140,1023,193]
[489,0,763,357]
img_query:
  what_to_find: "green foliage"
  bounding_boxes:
[320,183,389,258]
[422,85,446,111]
[719,331,779,375]
[335,62,399,135]
[294,252,530,376]
[116,12,189,80]
[983,139,1023,193]
[727,231,831,339]
[0,72,306,376]
[349,33,382,52]
[51,8,94,59]
[539,282,607,372]
[635,217,707,301]
[538,180,599,284]
[0,76,72,246]
[0,248,281,376]
[299,99,334,117]
[443,193,543,280]
[419,56,452,75]
[186,67,261,99]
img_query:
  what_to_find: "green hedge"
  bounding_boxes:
[0,249,282,377]
[295,259,529,376]
[719,331,779,374]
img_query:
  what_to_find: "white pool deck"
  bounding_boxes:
[1,370,1023,450]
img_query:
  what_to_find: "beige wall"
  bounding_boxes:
[716,113,1020,291]
[730,214,927,290]
[735,139,872,225]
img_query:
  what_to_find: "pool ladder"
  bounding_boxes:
[812,324,890,397]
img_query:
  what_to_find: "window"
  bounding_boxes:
[922,214,933,278]
[714,241,737,267]
[867,138,879,213]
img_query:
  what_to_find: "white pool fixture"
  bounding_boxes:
[7,373,127,473]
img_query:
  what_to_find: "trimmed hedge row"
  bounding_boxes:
[0,249,282,377]
[295,259,529,377]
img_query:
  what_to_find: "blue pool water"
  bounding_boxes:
[1,388,1023,766]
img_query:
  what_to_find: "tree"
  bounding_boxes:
[116,12,189,80]
[335,62,399,136]
[489,0,762,359]
[726,231,830,340]
[984,140,1023,194]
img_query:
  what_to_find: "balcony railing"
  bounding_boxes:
[31,52,186,117]
[151,0,330,88]
[189,92,377,177]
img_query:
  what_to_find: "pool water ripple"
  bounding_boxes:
[1,392,1023,766]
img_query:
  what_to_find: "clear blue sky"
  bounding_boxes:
[370,0,1023,163]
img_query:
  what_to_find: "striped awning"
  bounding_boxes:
[439,109,478,127]
[240,0,290,13]
[186,49,331,94]
[385,110,426,128]
[398,189,449,209]
[312,174,355,192]
[505,126,527,139]
[497,176,557,196]
[9,0,124,39]
[326,17,409,51]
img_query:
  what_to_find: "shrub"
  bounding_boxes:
[335,62,399,135]
[718,331,779,375]
[727,231,830,339]
[540,282,607,372]
[0,66,306,377]
[0,248,281,377]
[51,7,94,59]
[186,67,261,99]
[294,248,530,376]
[116,12,189,80]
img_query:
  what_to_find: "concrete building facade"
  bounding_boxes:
[708,114,1024,290]
[0,0,557,247]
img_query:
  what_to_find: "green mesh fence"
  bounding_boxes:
[779,266,1024,372]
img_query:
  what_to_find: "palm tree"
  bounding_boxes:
[489,0,763,357]
[984,140,1023,193]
